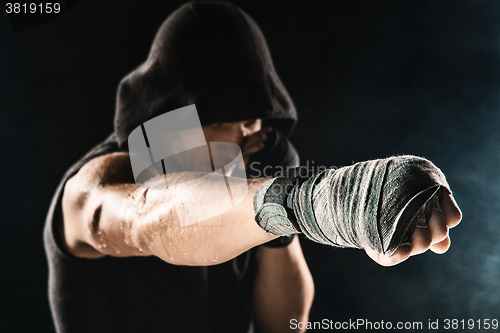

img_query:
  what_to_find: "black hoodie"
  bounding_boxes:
[114,1,297,149]
[44,2,296,332]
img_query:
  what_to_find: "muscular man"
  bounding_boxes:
[44,2,461,333]
[45,3,312,332]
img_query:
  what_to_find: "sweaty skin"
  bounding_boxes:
[61,120,461,332]
[53,2,463,331]
[62,117,462,266]
[60,148,461,333]
[61,121,316,332]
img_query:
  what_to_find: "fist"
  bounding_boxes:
[365,189,462,266]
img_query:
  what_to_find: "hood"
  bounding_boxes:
[114,1,297,148]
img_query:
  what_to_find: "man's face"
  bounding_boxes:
[156,118,267,177]
[202,118,268,172]
[202,119,263,148]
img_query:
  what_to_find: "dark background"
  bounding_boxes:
[1,0,499,332]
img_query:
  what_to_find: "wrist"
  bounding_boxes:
[262,234,296,248]
[253,166,326,236]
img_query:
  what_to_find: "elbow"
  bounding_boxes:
[84,199,150,258]
[89,204,103,242]
[62,179,107,259]
[86,203,109,253]
[78,200,113,258]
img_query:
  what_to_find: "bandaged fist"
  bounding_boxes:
[365,190,461,266]
[253,155,462,266]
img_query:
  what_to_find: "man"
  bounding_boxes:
[45,3,313,332]
[44,2,461,333]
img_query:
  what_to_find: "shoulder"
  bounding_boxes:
[71,152,134,188]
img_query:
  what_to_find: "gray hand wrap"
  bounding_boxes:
[253,155,450,257]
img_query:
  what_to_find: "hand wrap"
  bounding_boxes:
[249,129,300,248]
[253,155,450,256]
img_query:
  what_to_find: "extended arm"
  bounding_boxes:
[253,156,462,267]
[61,152,277,265]
[62,153,461,268]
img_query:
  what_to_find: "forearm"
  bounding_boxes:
[141,177,277,265]
[253,238,315,333]
[85,174,277,265]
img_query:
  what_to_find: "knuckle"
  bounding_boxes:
[429,211,448,236]
[417,229,432,248]
[448,208,462,225]
[432,222,448,239]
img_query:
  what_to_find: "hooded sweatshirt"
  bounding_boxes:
[44,2,297,332]
[114,1,297,149]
